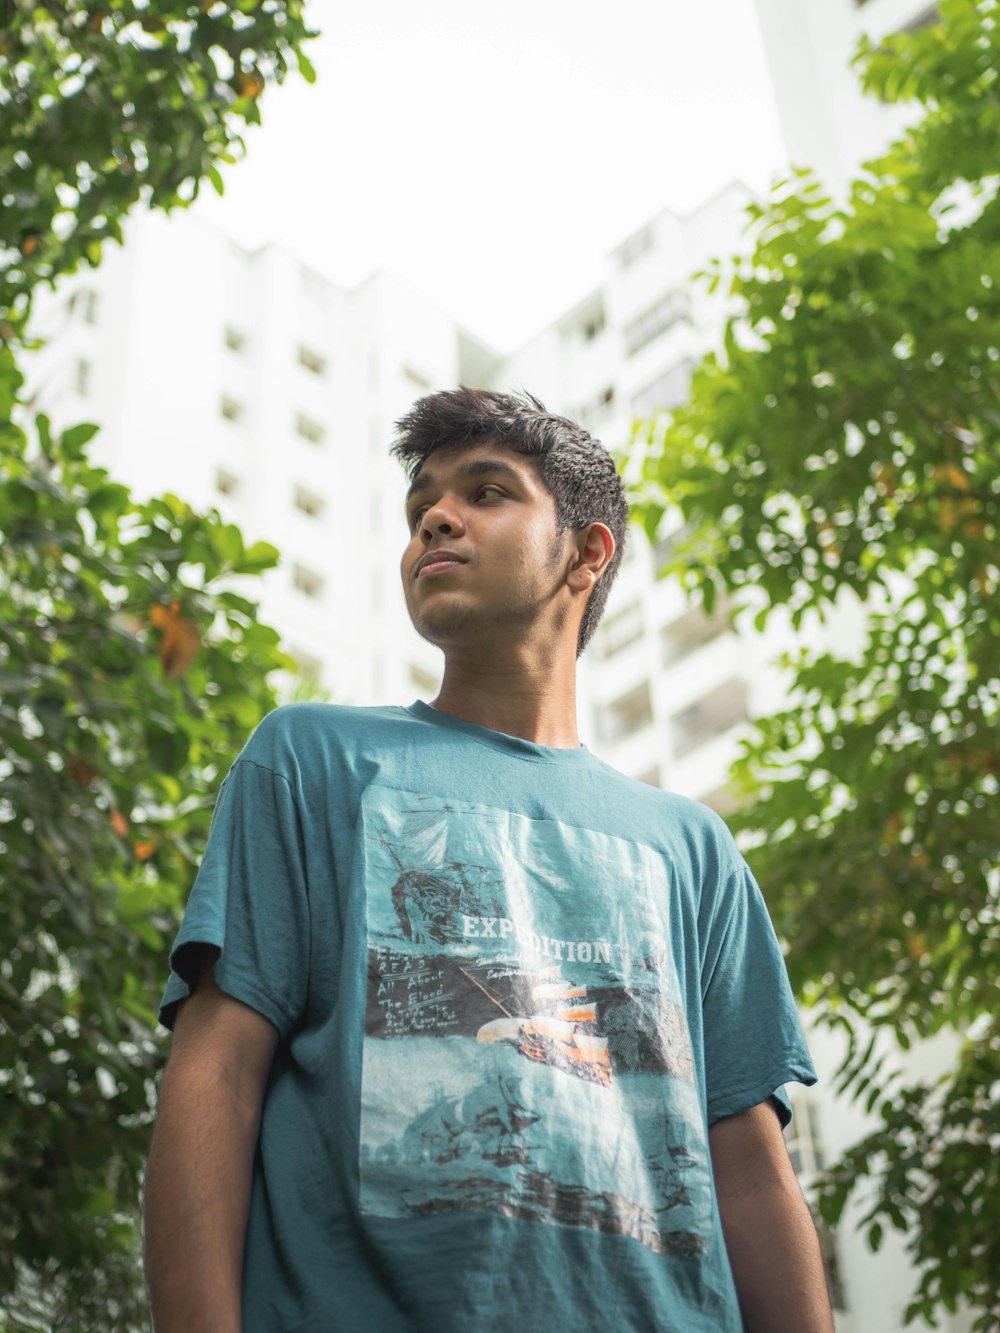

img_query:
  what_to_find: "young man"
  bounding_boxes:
[144,389,833,1332]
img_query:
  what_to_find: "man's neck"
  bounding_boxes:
[431,655,581,749]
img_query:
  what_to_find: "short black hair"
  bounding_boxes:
[391,387,628,655]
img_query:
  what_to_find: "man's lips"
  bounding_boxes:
[415,549,468,578]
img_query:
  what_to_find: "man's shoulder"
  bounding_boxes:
[587,754,743,869]
[237,701,415,770]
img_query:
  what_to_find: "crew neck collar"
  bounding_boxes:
[406,700,593,765]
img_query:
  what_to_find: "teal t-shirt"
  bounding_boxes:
[159,701,816,1332]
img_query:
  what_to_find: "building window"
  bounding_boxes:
[295,412,324,444]
[617,225,655,268]
[624,290,691,357]
[786,1095,848,1312]
[631,359,696,420]
[293,484,324,519]
[661,601,731,666]
[403,364,431,391]
[297,344,326,376]
[901,4,939,30]
[69,290,98,323]
[670,678,748,759]
[816,1218,848,1312]
[786,1096,826,1177]
[577,384,616,430]
[565,304,606,343]
[216,467,239,497]
[74,359,91,396]
[581,307,606,341]
[597,681,653,745]
[597,600,643,660]
[292,563,324,599]
[224,326,246,353]
[220,395,243,423]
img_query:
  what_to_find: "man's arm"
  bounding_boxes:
[143,952,279,1333]
[710,1099,835,1333]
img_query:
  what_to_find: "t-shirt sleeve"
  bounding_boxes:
[700,859,816,1127]
[158,756,310,1038]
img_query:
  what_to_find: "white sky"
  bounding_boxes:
[191,0,788,351]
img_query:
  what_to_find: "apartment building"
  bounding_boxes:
[26,210,495,709]
[28,182,772,804]
[751,0,941,190]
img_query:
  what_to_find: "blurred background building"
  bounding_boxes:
[752,0,940,190]
[26,1,968,1328]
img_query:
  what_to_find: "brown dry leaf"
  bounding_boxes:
[233,70,265,98]
[940,462,970,492]
[133,839,157,861]
[69,755,98,787]
[150,599,201,680]
[905,933,927,962]
[872,461,897,498]
[882,813,903,845]
[111,809,128,837]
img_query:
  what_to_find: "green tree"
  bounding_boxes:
[1,2,316,1326]
[1,351,291,1327]
[634,1,998,1326]
[1,0,316,334]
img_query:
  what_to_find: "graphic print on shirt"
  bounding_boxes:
[359,786,711,1257]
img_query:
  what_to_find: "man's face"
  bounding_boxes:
[400,442,571,653]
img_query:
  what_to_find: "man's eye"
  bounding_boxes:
[477,485,504,501]
[410,506,428,530]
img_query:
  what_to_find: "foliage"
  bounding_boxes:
[0,0,317,332]
[0,345,292,1328]
[0,2,317,1326]
[633,0,999,1325]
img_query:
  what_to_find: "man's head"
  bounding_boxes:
[391,387,628,656]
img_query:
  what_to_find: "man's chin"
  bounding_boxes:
[411,600,517,655]
[408,604,475,649]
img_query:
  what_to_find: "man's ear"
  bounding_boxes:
[567,523,615,593]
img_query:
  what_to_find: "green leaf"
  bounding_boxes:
[143,720,190,774]
[61,422,101,458]
[237,539,281,574]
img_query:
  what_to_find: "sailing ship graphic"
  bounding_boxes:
[376,1072,707,1257]
[380,821,503,947]
[393,1073,543,1170]
[465,964,613,1089]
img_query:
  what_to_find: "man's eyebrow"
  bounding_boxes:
[405,457,525,506]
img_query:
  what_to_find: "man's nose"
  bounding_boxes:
[421,496,465,539]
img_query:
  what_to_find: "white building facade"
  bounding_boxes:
[751,0,940,190]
